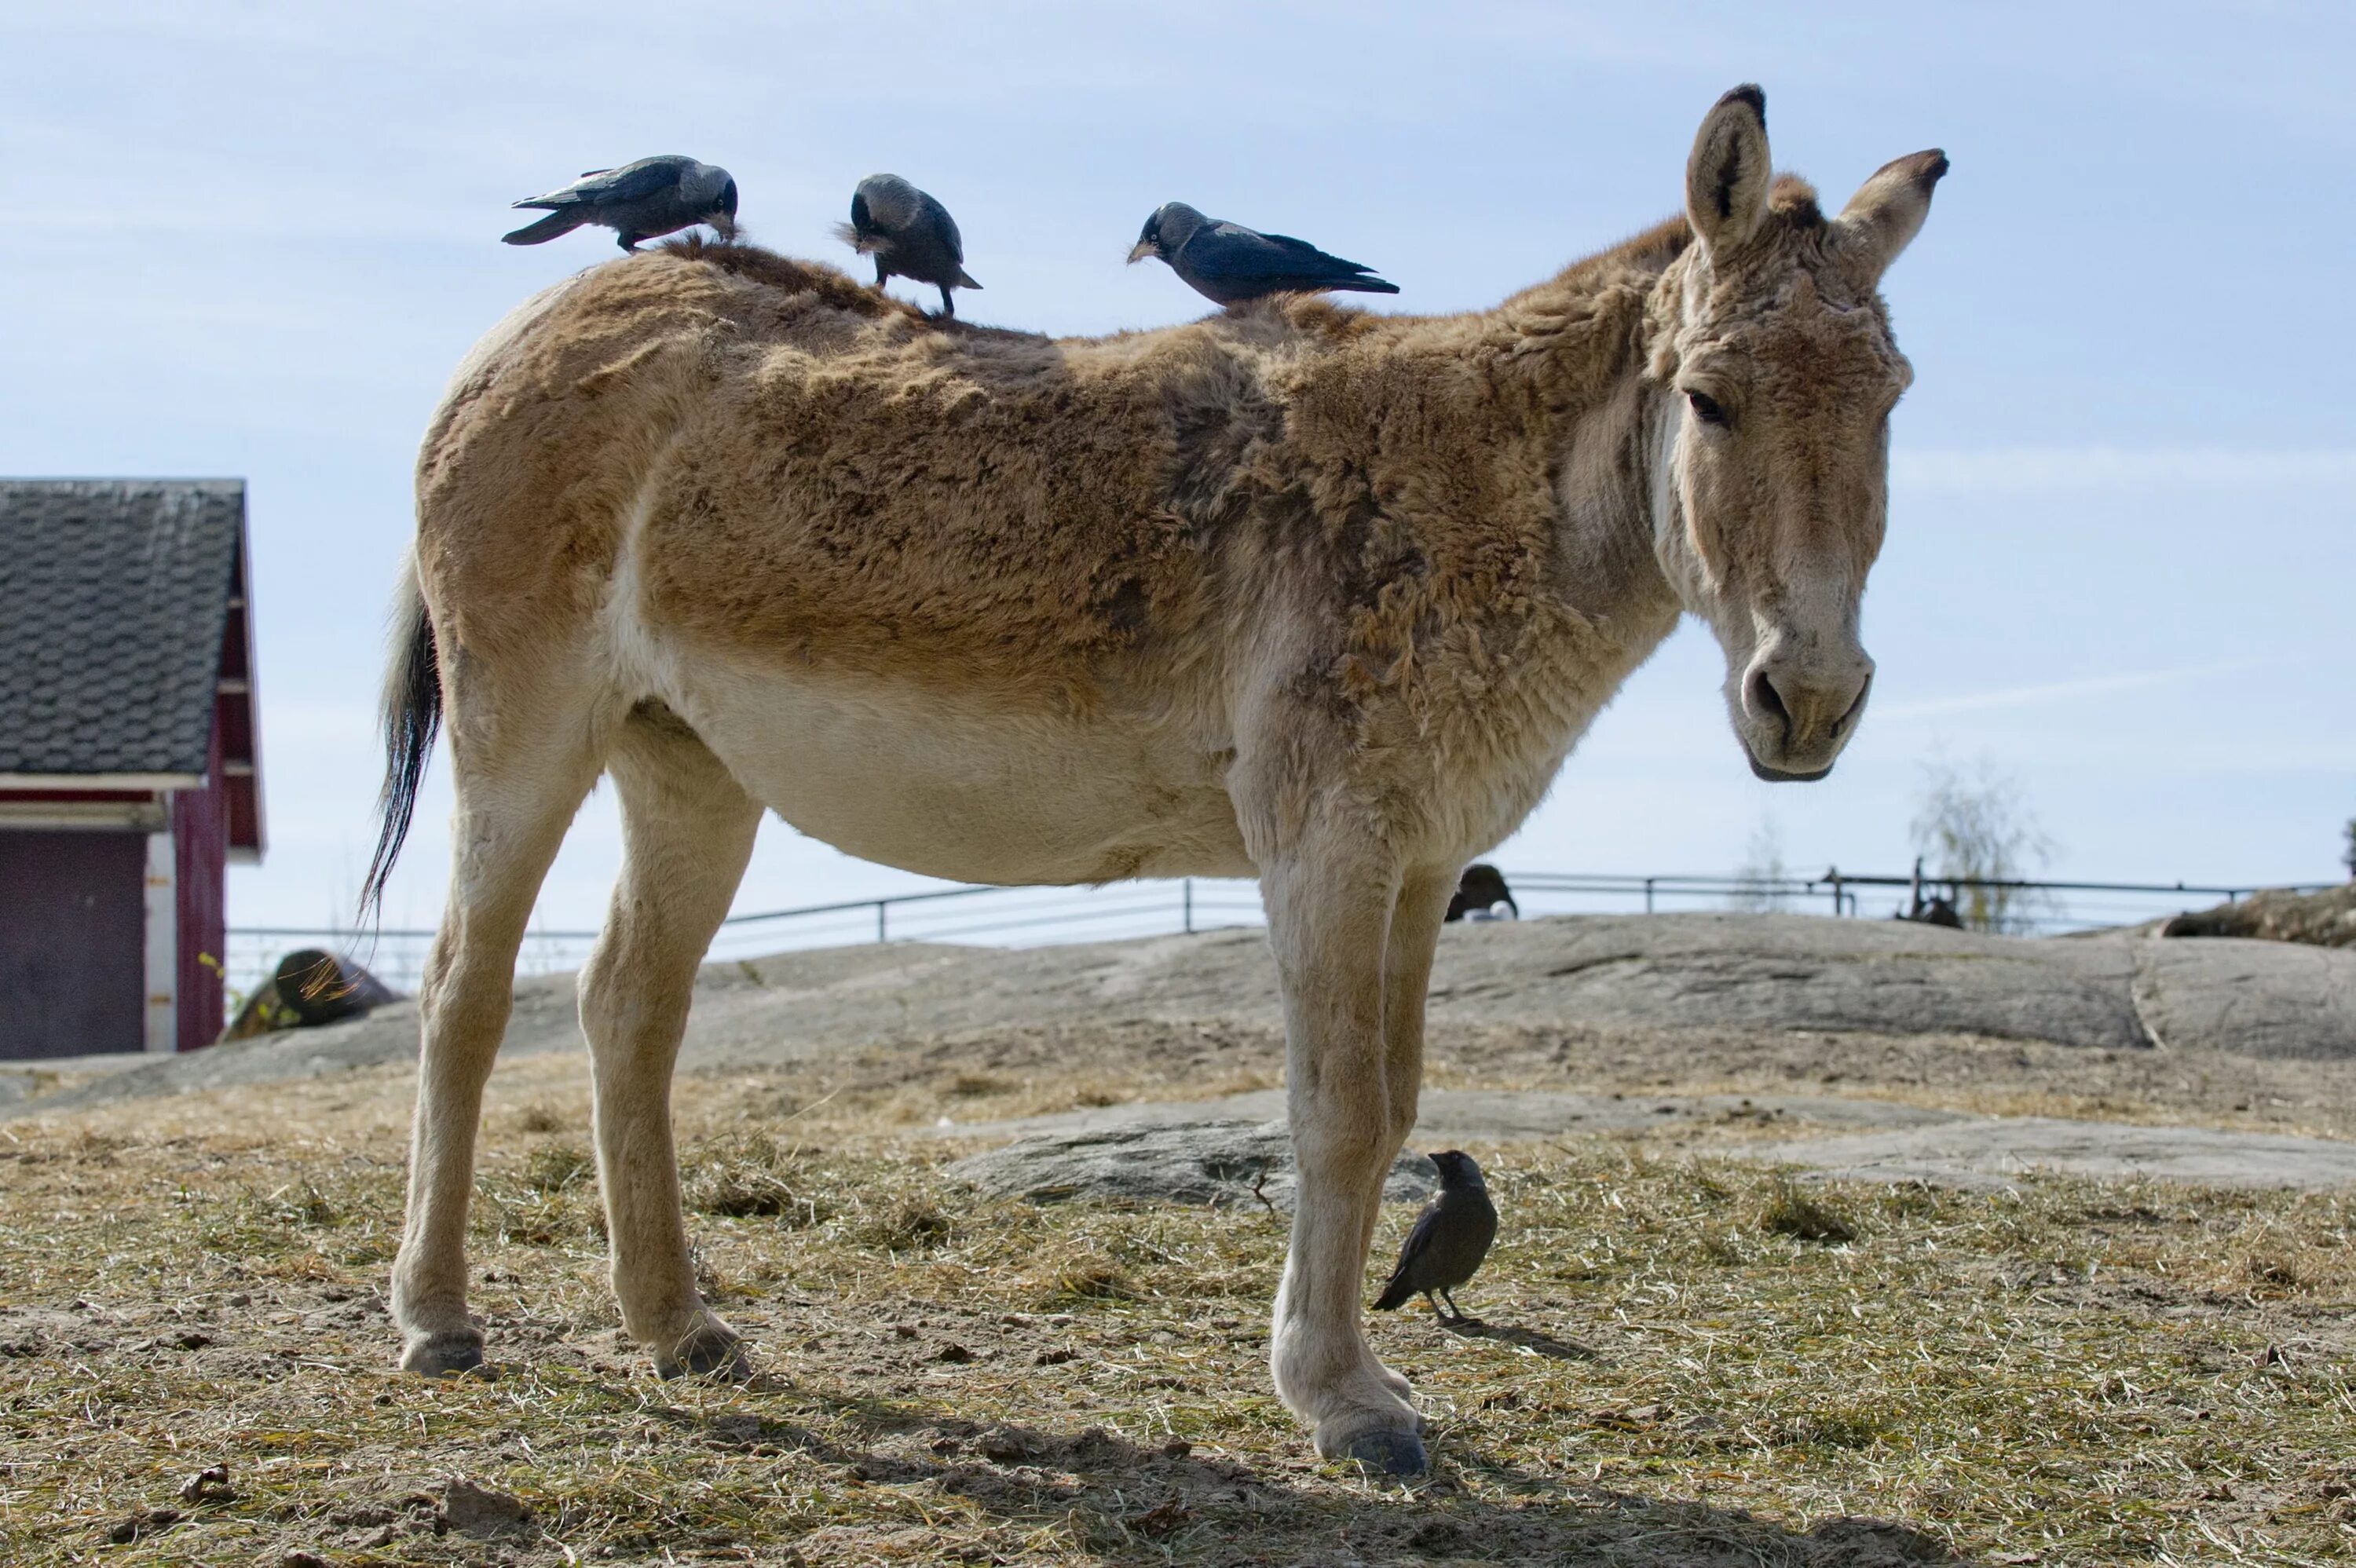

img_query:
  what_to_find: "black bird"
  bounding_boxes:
[1372,1150,1498,1324]
[1126,202,1399,307]
[503,155,738,253]
[1444,864,1519,923]
[835,174,981,318]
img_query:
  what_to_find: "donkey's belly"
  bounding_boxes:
[670,666,1255,886]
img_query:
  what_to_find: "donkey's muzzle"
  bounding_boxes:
[1740,658,1872,779]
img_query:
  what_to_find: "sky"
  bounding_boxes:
[3,1,2351,942]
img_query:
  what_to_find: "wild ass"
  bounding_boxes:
[366,85,1944,1473]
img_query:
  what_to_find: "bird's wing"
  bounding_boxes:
[1377,1201,1444,1296]
[1253,230,1384,276]
[924,195,964,262]
[531,158,686,208]
[1189,223,1378,285]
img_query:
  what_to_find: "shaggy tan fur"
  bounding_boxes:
[378,86,1945,1471]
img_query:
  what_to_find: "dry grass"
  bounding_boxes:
[3,1084,2355,1568]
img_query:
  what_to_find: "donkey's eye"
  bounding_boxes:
[1686,390,1730,427]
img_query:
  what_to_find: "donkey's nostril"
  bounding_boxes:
[1746,667,1792,741]
[1831,671,1874,737]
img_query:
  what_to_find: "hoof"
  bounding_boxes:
[399,1332,485,1376]
[659,1329,752,1382]
[1339,1428,1428,1477]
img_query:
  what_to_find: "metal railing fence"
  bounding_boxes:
[221,867,2339,1003]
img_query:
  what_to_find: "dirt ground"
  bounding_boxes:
[4,996,2356,1566]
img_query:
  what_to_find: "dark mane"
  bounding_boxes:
[1536,174,1823,298]
[1590,212,1697,279]
[657,232,917,320]
[1768,173,1824,228]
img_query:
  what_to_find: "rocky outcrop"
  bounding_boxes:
[946,1120,1437,1211]
[2164,883,2356,950]
[17,913,2356,1117]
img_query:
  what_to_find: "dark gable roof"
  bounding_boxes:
[0,479,245,777]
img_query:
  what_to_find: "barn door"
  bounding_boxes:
[0,830,147,1058]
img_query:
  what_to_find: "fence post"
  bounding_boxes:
[1183,878,1194,934]
[876,901,887,943]
[1827,867,1845,917]
[1644,877,1655,915]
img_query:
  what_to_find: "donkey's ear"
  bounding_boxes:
[1685,85,1773,258]
[1833,149,1949,283]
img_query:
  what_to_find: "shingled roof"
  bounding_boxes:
[0,480,247,779]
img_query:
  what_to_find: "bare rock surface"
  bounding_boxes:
[2131,938,2356,1058]
[17,913,2356,1117]
[946,1120,1439,1211]
[949,1091,2356,1196]
[945,1087,1964,1144]
[1752,1117,2356,1193]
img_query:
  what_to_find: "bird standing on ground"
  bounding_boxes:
[503,155,738,252]
[1126,202,1399,306]
[1372,1151,1498,1324]
[835,174,981,318]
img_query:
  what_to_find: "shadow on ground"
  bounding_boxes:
[1439,1314,1601,1361]
[627,1388,1966,1566]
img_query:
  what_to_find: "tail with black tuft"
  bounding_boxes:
[503,210,587,246]
[358,557,441,923]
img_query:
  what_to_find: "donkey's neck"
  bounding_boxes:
[1461,227,1690,641]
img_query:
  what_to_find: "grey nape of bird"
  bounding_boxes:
[503,155,739,253]
[1126,201,1400,308]
[833,173,982,319]
[1371,1150,1498,1325]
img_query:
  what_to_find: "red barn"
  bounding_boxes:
[0,480,265,1058]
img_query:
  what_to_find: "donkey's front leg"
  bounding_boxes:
[1261,849,1427,1473]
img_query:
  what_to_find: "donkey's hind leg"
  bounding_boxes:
[577,703,761,1378]
[392,672,603,1375]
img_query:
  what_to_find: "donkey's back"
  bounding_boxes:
[414,242,1304,887]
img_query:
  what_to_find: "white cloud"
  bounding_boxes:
[1892,447,2356,492]
[1873,658,2281,722]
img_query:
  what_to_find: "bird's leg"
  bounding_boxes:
[1424,1292,1448,1324]
[938,284,956,319]
[874,259,888,290]
[617,233,641,254]
[1442,1289,1480,1326]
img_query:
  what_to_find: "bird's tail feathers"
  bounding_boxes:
[1370,1273,1414,1312]
[832,221,880,254]
[1333,276,1402,294]
[956,269,982,290]
[503,210,588,246]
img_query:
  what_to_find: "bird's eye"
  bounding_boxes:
[1686,390,1730,427]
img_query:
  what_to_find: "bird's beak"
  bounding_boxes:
[1125,240,1156,265]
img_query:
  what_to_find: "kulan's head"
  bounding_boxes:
[1649,86,1946,782]
[1128,202,1208,265]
